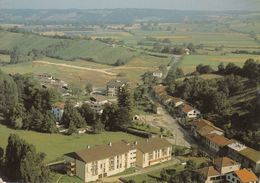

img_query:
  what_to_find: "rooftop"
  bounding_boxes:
[239,147,260,163]
[153,84,168,95]
[205,133,233,147]
[181,104,196,113]
[213,157,239,168]
[196,166,220,178]
[52,102,65,109]
[66,141,134,163]
[228,142,247,152]
[134,137,172,153]
[234,169,258,183]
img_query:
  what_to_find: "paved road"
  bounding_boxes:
[99,158,180,183]
[141,106,195,148]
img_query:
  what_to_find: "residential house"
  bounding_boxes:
[213,157,241,175]
[226,142,260,174]
[196,157,241,183]
[135,137,172,168]
[106,79,128,96]
[52,102,65,121]
[226,169,259,183]
[181,104,200,118]
[152,70,163,78]
[84,95,109,114]
[64,137,172,182]
[171,97,184,108]
[191,119,224,140]
[205,133,234,153]
[196,166,221,183]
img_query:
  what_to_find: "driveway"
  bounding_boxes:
[140,106,195,148]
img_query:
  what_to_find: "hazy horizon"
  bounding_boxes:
[0,0,260,11]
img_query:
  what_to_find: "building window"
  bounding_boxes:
[162,148,167,156]
[148,152,153,160]
[109,157,115,171]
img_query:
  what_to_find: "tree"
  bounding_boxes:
[114,107,132,130]
[85,82,93,95]
[93,118,104,134]
[160,168,170,181]
[62,101,85,129]
[242,59,259,80]
[101,103,118,130]
[175,68,184,78]
[196,64,214,74]
[117,85,133,113]
[79,103,96,126]
[70,83,83,97]
[218,63,225,74]
[0,70,19,122]
[0,147,4,170]
[185,160,196,170]
[5,134,50,182]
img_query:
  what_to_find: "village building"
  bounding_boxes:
[226,142,260,174]
[226,168,259,183]
[196,157,241,183]
[52,102,65,121]
[191,119,224,140]
[181,104,201,118]
[106,79,128,96]
[84,95,109,114]
[204,133,234,153]
[64,137,172,182]
[135,137,172,168]
[152,70,163,78]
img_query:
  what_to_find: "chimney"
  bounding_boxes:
[108,142,112,147]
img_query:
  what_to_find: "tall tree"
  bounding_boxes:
[117,85,133,113]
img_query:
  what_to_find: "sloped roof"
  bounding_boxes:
[182,104,196,113]
[205,133,233,147]
[196,166,220,178]
[53,102,65,109]
[136,137,172,153]
[107,79,128,87]
[234,169,258,183]
[213,157,239,168]
[66,141,133,163]
[239,147,260,163]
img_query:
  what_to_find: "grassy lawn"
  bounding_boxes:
[51,172,84,183]
[124,157,209,183]
[0,123,141,162]
[0,54,10,62]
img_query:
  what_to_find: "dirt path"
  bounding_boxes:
[33,61,117,76]
[140,106,195,148]
[100,158,180,183]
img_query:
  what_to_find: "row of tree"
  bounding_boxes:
[0,71,60,133]
[0,134,50,182]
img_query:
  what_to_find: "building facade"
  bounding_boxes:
[106,79,128,96]
[64,137,172,182]
[52,102,65,121]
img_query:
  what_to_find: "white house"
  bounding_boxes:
[52,102,65,121]
[181,104,200,118]
[152,70,163,78]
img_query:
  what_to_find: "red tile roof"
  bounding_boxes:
[182,104,195,113]
[213,157,239,168]
[196,166,220,178]
[205,133,233,147]
[53,102,65,109]
[234,169,259,183]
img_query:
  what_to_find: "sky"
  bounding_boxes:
[0,0,260,11]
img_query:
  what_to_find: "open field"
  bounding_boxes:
[179,54,260,73]
[0,123,141,162]
[0,54,10,62]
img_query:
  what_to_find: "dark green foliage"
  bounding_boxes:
[10,46,32,64]
[5,134,50,182]
[0,70,18,122]
[160,168,170,182]
[62,101,85,130]
[10,73,58,133]
[242,59,260,81]
[117,85,133,113]
[196,64,214,74]
[170,170,204,183]
[0,147,4,170]
[85,82,93,95]
[79,103,96,126]
[185,160,196,170]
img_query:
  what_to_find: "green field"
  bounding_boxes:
[179,54,260,73]
[0,123,141,162]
